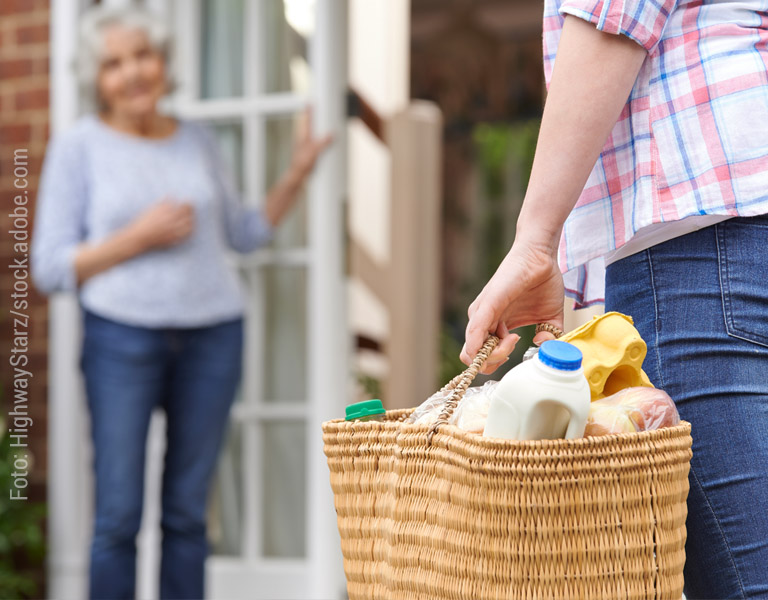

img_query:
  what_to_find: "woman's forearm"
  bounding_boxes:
[263,166,305,227]
[73,224,148,285]
[72,200,194,285]
[263,115,333,227]
[516,16,648,253]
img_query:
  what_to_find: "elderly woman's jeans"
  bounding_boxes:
[605,216,768,599]
[81,310,243,600]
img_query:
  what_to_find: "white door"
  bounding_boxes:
[170,1,348,598]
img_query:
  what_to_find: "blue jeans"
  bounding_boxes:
[605,216,768,599]
[81,310,243,600]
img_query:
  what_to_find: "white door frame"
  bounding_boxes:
[305,1,348,595]
[48,4,92,599]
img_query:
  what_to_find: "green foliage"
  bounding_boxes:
[441,119,542,383]
[471,119,541,281]
[473,120,540,174]
[357,373,382,401]
[439,325,468,387]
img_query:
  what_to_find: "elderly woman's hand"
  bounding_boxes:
[130,199,195,250]
[461,239,565,375]
[70,199,195,287]
[264,108,334,227]
[290,108,334,179]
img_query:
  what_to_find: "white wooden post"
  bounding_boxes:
[306,0,348,597]
[48,1,90,598]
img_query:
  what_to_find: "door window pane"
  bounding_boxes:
[209,421,243,556]
[264,266,307,403]
[266,114,307,249]
[264,0,313,94]
[212,122,245,191]
[201,0,246,98]
[262,422,307,557]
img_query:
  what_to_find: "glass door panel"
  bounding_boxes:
[200,0,246,99]
[266,114,308,249]
[210,424,244,556]
[263,265,308,403]
[263,0,313,94]
[212,122,245,190]
[261,421,307,557]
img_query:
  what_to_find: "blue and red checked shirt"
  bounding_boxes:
[544,0,768,307]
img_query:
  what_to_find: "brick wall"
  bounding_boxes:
[0,0,50,531]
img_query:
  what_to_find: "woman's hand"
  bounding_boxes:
[129,199,195,250]
[290,107,334,179]
[73,199,195,286]
[264,108,334,227]
[461,240,565,374]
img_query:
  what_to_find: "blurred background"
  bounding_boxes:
[0,0,600,598]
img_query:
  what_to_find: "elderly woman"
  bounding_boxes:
[31,5,331,600]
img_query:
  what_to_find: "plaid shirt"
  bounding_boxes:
[544,0,768,307]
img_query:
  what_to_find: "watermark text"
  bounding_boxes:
[7,147,33,500]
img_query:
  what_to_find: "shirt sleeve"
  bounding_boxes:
[197,124,275,254]
[31,132,88,295]
[559,0,678,53]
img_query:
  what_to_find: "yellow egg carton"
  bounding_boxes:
[560,312,653,401]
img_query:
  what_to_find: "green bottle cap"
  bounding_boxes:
[345,399,385,421]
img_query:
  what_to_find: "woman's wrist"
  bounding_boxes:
[265,166,306,226]
[514,205,563,258]
[73,226,149,285]
[286,162,309,188]
[123,221,154,254]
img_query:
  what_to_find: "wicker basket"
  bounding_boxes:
[323,337,693,600]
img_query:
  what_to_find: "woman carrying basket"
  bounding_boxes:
[462,1,768,598]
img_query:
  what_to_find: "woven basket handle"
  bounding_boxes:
[426,324,564,443]
[426,335,499,443]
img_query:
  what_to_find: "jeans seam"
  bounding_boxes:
[688,462,747,599]
[645,248,666,391]
[716,221,768,349]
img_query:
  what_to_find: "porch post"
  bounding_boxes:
[306,0,349,598]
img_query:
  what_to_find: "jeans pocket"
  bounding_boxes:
[717,218,768,348]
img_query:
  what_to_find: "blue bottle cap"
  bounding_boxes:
[537,340,583,371]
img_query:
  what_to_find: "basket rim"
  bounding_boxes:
[323,408,691,452]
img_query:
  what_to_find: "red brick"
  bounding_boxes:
[0,122,32,143]
[15,86,48,110]
[25,119,48,141]
[0,90,14,114]
[32,56,48,75]
[0,0,37,17]
[16,23,49,45]
[33,0,50,14]
[0,57,34,78]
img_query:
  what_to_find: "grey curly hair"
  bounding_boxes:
[76,4,174,111]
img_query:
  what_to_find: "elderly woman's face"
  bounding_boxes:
[97,25,167,117]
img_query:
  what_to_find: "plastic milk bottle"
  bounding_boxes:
[483,340,591,440]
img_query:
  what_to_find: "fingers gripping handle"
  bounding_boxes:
[427,335,499,443]
[425,323,565,444]
[535,323,564,338]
